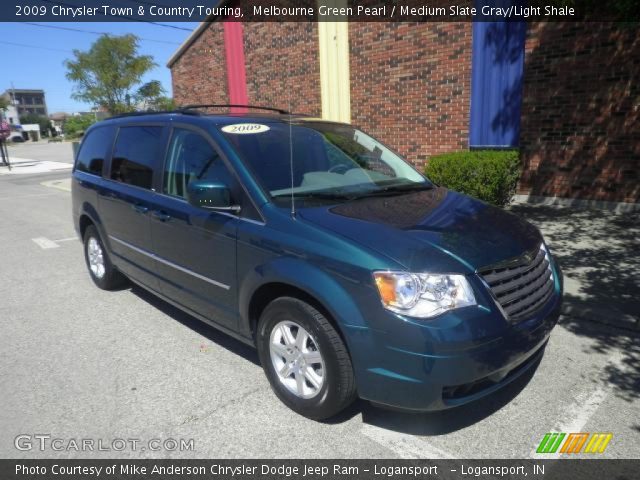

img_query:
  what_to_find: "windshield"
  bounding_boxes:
[220,121,430,204]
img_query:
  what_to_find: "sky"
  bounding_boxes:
[1,21,201,113]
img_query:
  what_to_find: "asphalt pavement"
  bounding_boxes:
[0,144,638,459]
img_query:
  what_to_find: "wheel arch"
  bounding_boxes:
[240,258,369,345]
[77,203,110,248]
[248,283,339,340]
[78,214,94,239]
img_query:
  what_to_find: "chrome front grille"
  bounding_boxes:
[479,244,554,322]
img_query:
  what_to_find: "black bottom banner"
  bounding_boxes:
[2,459,638,480]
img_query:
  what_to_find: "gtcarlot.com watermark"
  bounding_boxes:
[15,434,194,452]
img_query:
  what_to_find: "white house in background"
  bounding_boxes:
[21,124,42,141]
[1,104,20,126]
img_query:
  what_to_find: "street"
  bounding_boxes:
[0,143,638,459]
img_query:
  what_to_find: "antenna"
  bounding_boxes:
[288,99,296,219]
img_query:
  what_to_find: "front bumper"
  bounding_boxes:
[345,265,563,411]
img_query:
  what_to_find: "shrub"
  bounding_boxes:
[424,150,520,206]
[63,114,97,138]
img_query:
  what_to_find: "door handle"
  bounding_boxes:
[152,210,171,222]
[132,204,149,214]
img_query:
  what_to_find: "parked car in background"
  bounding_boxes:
[8,132,25,142]
[71,106,563,420]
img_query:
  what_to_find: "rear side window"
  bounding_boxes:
[75,126,115,176]
[111,126,164,189]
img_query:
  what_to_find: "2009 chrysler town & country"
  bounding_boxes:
[72,106,563,420]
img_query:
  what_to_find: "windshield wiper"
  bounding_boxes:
[272,191,353,200]
[272,183,433,202]
[379,183,434,193]
[346,183,434,199]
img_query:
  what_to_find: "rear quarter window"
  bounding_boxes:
[110,126,164,190]
[75,126,116,176]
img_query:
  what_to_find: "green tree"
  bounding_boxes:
[65,34,157,115]
[0,96,9,112]
[136,80,164,110]
[151,96,177,112]
[63,114,97,137]
[135,80,176,112]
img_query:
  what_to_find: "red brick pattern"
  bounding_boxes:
[171,23,321,116]
[519,22,640,203]
[243,23,321,116]
[349,23,472,170]
[171,24,229,106]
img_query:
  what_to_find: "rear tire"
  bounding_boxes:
[257,297,356,420]
[83,225,126,290]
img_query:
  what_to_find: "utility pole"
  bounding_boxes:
[0,89,11,169]
[0,136,9,169]
[0,102,9,168]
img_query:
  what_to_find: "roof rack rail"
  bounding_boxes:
[107,109,189,120]
[179,104,291,115]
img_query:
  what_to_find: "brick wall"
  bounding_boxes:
[243,23,321,116]
[171,24,228,105]
[519,22,640,203]
[170,21,638,203]
[171,23,321,116]
[349,23,472,170]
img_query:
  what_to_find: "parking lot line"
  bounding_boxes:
[528,349,625,459]
[41,178,72,192]
[53,236,78,243]
[361,424,454,459]
[31,237,60,249]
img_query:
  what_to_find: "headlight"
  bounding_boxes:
[373,271,476,318]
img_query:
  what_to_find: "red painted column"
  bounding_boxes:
[223,21,248,113]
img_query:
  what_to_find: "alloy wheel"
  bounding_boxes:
[269,320,325,399]
[87,237,105,279]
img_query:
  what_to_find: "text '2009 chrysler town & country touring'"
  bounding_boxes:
[71,105,563,420]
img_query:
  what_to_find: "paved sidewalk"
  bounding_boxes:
[509,203,640,330]
[0,157,72,175]
[6,140,74,164]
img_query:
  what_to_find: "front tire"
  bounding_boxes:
[83,225,126,290]
[257,297,356,420]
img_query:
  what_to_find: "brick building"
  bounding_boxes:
[1,89,48,117]
[168,21,639,207]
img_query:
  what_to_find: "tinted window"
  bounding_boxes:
[163,129,233,199]
[75,126,114,176]
[221,123,424,197]
[221,122,430,198]
[111,126,164,189]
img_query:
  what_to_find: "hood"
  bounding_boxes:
[297,187,542,273]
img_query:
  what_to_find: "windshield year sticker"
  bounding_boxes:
[221,124,270,134]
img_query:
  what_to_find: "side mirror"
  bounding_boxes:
[187,181,241,213]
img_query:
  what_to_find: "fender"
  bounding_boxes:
[238,256,369,334]
[77,201,111,251]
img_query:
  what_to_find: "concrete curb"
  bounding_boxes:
[513,194,639,213]
[561,302,640,332]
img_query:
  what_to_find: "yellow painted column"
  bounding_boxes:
[317,0,351,123]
